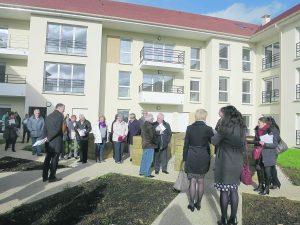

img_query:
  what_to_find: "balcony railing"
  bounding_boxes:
[296,84,300,100]
[139,83,184,94]
[262,52,280,70]
[140,47,185,65]
[0,74,26,84]
[45,38,87,55]
[297,130,300,145]
[262,89,279,103]
[0,34,29,49]
[43,78,85,94]
[296,42,300,58]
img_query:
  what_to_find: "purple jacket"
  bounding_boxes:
[127,119,141,145]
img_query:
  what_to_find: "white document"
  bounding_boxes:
[260,134,273,143]
[78,129,86,137]
[159,123,166,132]
[8,119,15,125]
[32,138,47,147]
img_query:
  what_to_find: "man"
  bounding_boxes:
[139,113,157,178]
[42,103,65,182]
[1,111,9,133]
[75,114,91,164]
[27,109,45,156]
[138,111,148,128]
[21,114,30,143]
[66,115,78,159]
[127,113,141,162]
[153,113,172,174]
[15,112,21,129]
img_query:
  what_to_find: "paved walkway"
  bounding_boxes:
[0,142,300,225]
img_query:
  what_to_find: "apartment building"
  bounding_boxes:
[0,0,299,147]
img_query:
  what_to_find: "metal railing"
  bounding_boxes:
[140,47,185,65]
[0,34,29,49]
[139,83,184,94]
[296,42,300,58]
[45,38,87,54]
[296,84,300,100]
[0,74,26,84]
[262,89,280,103]
[262,52,280,70]
[43,78,85,93]
[297,130,300,145]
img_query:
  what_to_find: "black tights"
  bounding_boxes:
[188,177,204,206]
[220,188,239,219]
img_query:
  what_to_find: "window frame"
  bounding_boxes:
[118,71,131,98]
[219,43,230,70]
[189,78,201,102]
[190,47,201,70]
[242,79,252,104]
[120,38,133,65]
[242,48,251,72]
[0,27,8,48]
[219,77,229,103]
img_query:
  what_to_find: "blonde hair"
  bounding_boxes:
[99,115,106,121]
[195,109,207,121]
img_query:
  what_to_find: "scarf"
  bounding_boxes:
[258,124,269,136]
[99,122,107,128]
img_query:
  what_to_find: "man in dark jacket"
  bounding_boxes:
[153,113,172,174]
[75,114,91,164]
[128,113,141,162]
[42,103,65,182]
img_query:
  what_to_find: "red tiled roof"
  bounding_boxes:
[0,0,299,37]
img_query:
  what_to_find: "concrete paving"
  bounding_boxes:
[0,141,300,225]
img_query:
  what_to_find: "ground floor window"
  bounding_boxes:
[242,114,251,135]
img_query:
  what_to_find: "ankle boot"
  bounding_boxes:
[218,216,228,225]
[259,186,269,195]
[228,217,238,225]
[253,184,263,192]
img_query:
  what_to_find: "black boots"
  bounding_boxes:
[253,184,264,192]
[228,217,238,225]
[259,185,270,195]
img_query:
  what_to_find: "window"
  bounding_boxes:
[219,44,229,69]
[296,28,300,58]
[142,74,174,93]
[117,109,129,123]
[297,69,300,99]
[242,80,252,104]
[118,71,130,98]
[262,77,279,103]
[120,39,132,64]
[43,62,85,94]
[0,28,8,48]
[263,42,280,69]
[46,23,87,55]
[219,77,229,102]
[144,42,175,62]
[190,48,200,70]
[242,48,251,72]
[242,115,251,135]
[190,79,200,102]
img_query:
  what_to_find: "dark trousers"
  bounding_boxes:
[154,148,168,172]
[22,128,30,143]
[113,141,124,163]
[43,151,60,179]
[79,140,88,163]
[5,138,16,151]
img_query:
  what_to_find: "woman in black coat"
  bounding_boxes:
[3,112,19,152]
[211,106,246,225]
[183,109,214,212]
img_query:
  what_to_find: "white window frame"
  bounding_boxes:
[242,79,252,104]
[143,42,175,62]
[0,27,8,48]
[120,38,132,64]
[190,48,200,70]
[242,48,251,72]
[219,43,229,70]
[219,77,229,102]
[118,71,131,98]
[242,114,251,135]
[190,78,201,102]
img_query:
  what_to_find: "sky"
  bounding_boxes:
[114,0,300,24]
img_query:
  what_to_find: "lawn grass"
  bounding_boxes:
[0,173,178,225]
[243,193,300,225]
[0,138,4,145]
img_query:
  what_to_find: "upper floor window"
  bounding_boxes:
[242,48,251,72]
[142,74,174,93]
[190,79,200,102]
[219,77,229,102]
[242,114,251,135]
[296,28,300,58]
[242,79,252,104]
[0,28,8,48]
[296,68,300,99]
[219,44,229,69]
[120,39,132,64]
[118,71,131,98]
[143,42,175,62]
[262,42,280,69]
[262,77,279,103]
[46,23,87,55]
[43,62,85,94]
[190,48,200,70]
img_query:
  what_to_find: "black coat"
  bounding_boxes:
[212,128,246,184]
[75,120,92,141]
[153,121,172,151]
[3,118,19,141]
[43,110,64,153]
[141,121,157,149]
[183,121,214,175]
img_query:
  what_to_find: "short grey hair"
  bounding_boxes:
[195,109,207,121]
[55,103,65,109]
[33,109,40,113]
[145,113,154,122]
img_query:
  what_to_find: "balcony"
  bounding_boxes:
[296,84,300,100]
[140,47,185,72]
[262,89,279,104]
[262,53,280,70]
[45,38,87,55]
[296,42,300,58]
[0,34,29,59]
[0,74,26,97]
[43,78,85,94]
[297,130,300,145]
[138,83,184,105]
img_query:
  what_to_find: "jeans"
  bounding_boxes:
[67,139,78,158]
[95,139,106,161]
[113,141,124,163]
[32,137,41,155]
[139,148,154,177]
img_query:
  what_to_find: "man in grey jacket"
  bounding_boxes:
[27,109,45,156]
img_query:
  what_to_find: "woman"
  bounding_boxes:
[112,114,128,163]
[4,112,19,152]
[183,109,214,212]
[21,114,30,143]
[212,105,246,225]
[67,115,78,159]
[93,115,108,162]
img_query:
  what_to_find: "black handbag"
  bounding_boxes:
[276,139,288,154]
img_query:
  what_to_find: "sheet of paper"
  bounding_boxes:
[32,138,47,147]
[78,129,86,137]
[260,134,273,143]
[8,119,15,125]
[159,123,166,132]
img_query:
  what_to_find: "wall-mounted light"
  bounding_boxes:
[156,106,161,110]
[157,36,161,41]
[46,101,52,107]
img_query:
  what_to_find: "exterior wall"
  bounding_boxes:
[0,97,25,119]
[26,15,102,122]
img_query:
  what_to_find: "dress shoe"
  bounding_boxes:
[162,170,169,174]
[194,202,201,211]
[270,184,281,189]
[42,178,48,182]
[155,171,159,175]
[253,185,264,192]
[228,217,238,225]
[48,177,62,183]
[259,187,270,195]
[187,204,195,212]
[146,175,155,178]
